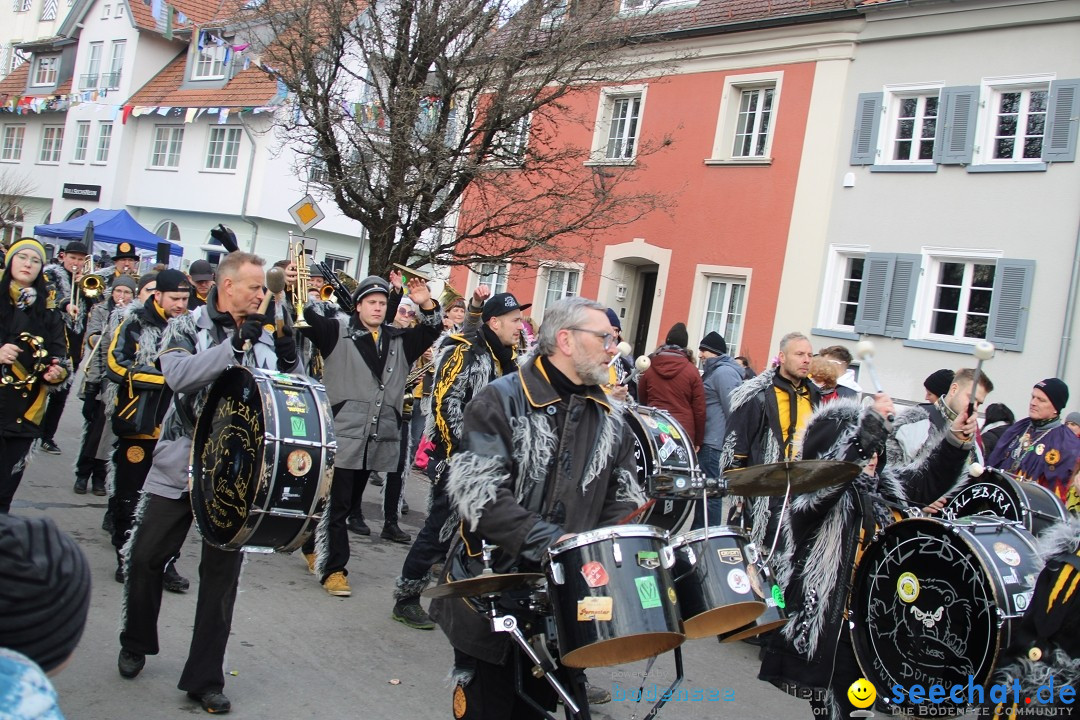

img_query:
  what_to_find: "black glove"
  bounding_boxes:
[274,334,298,371]
[232,314,266,352]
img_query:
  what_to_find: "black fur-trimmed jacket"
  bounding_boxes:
[104,299,172,438]
[429,354,645,665]
[759,399,971,699]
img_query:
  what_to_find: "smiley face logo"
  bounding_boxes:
[848,678,876,710]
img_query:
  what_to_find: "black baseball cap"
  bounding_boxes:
[188,259,214,282]
[482,292,531,321]
[155,269,191,293]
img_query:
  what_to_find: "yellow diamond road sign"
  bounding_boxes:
[289,194,325,233]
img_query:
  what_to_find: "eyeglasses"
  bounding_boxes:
[397,308,416,317]
[568,327,616,350]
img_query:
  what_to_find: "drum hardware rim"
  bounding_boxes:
[547,525,670,555]
[263,435,333,449]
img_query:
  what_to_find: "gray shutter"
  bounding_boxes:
[884,254,922,338]
[853,253,894,335]
[986,259,1035,352]
[934,86,980,165]
[850,92,883,165]
[1042,78,1080,163]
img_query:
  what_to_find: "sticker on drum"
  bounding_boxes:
[287,450,313,477]
[727,569,751,594]
[290,416,307,436]
[717,548,743,565]
[658,438,677,460]
[637,551,660,570]
[126,445,145,463]
[1014,591,1032,612]
[747,564,766,598]
[994,542,1021,567]
[581,562,609,588]
[635,576,662,609]
[283,391,308,414]
[667,587,677,605]
[577,597,613,621]
[897,572,920,603]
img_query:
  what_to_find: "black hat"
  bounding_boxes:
[62,241,89,256]
[665,322,689,349]
[482,292,531,321]
[1034,378,1069,413]
[113,242,139,261]
[605,308,621,331]
[0,514,91,672]
[188,259,214,282]
[923,369,954,398]
[308,264,326,279]
[155,269,191,293]
[137,273,158,293]
[354,275,390,303]
[699,331,728,356]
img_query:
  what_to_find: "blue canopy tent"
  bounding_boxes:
[34,209,182,269]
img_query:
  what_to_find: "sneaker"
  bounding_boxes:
[303,552,316,575]
[401,500,410,516]
[187,691,231,714]
[370,474,385,487]
[392,600,435,630]
[346,517,370,536]
[585,682,612,705]
[39,439,61,455]
[323,571,351,597]
[163,561,190,594]
[73,476,88,494]
[381,522,411,544]
[117,649,145,679]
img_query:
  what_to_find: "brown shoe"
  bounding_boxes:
[323,571,351,597]
[303,553,316,575]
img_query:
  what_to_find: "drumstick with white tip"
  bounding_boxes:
[622,354,651,387]
[964,340,995,476]
[243,267,287,352]
[854,340,894,421]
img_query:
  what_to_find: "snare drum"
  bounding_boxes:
[718,554,787,643]
[946,469,1067,537]
[625,406,696,531]
[191,366,335,553]
[670,526,765,638]
[546,525,684,668]
[851,516,1039,714]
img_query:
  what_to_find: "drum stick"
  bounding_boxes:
[616,499,655,525]
[966,340,995,418]
[243,267,287,352]
[853,340,894,422]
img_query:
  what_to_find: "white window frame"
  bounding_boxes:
[1,125,25,162]
[701,276,748,356]
[192,45,227,81]
[707,71,782,165]
[488,114,531,167]
[972,74,1055,166]
[473,261,509,294]
[31,55,59,86]
[533,262,584,318]
[816,244,869,332]
[880,82,943,165]
[82,42,102,90]
[323,255,349,274]
[103,40,124,90]
[204,127,241,171]
[150,125,184,169]
[94,122,113,164]
[154,220,181,242]
[619,0,698,15]
[686,264,752,357]
[1,205,25,246]
[912,247,1004,346]
[115,2,124,17]
[38,125,63,164]
[72,121,90,163]
[539,0,567,28]
[101,2,110,17]
[588,85,646,165]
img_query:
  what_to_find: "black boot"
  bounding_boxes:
[163,560,189,593]
[346,515,371,536]
[73,476,88,494]
[381,522,411,544]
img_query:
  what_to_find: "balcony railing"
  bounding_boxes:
[101,72,121,90]
[79,73,99,90]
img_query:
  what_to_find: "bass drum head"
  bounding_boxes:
[626,406,694,532]
[191,366,266,549]
[946,470,1067,538]
[851,517,1039,713]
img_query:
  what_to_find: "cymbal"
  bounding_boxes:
[724,460,861,497]
[422,572,544,599]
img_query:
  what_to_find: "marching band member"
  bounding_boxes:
[0,239,69,513]
[429,297,645,719]
[186,260,215,309]
[391,292,527,630]
[298,274,441,597]
[117,252,298,715]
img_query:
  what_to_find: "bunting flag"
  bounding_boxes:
[218,108,229,123]
[164,3,173,39]
[185,107,197,123]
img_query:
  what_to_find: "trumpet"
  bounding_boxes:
[290,238,311,329]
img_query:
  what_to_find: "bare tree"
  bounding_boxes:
[0,169,35,246]
[243,0,678,275]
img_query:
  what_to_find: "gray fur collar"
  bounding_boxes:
[1036,515,1080,563]
[728,365,776,415]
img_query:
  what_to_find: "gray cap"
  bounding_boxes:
[1066,411,1080,426]
[353,275,390,303]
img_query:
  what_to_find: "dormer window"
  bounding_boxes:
[31,55,59,86]
[192,45,226,80]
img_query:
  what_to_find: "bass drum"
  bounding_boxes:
[945,468,1067,537]
[851,517,1039,714]
[625,405,695,532]
[191,366,335,553]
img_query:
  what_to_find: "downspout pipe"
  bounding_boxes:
[237,113,259,253]
[1058,207,1080,377]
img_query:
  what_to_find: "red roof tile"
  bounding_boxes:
[126,51,279,107]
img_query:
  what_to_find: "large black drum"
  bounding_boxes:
[625,406,696,531]
[851,517,1039,714]
[670,526,765,638]
[545,525,684,668]
[945,469,1067,537]
[191,366,335,553]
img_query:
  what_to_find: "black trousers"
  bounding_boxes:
[40,386,70,443]
[0,435,35,513]
[302,466,369,581]
[76,397,106,482]
[808,637,862,720]
[453,648,589,720]
[399,462,453,599]
[120,493,244,695]
[111,437,156,551]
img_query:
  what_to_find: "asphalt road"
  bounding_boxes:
[14,405,813,720]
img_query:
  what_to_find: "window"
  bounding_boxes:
[489,115,530,166]
[14,0,30,12]
[988,86,1048,162]
[115,2,124,17]
[31,55,59,86]
[324,255,349,274]
[590,85,646,164]
[205,127,241,170]
[926,261,995,341]
[731,87,774,158]
[103,41,124,89]
[205,234,224,265]
[154,221,181,242]
[150,126,184,168]
[81,42,102,90]
[38,125,63,163]
[702,278,746,355]
[1,125,25,161]
[544,267,579,309]
[888,95,938,163]
[39,0,58,21]
[192,45,226,80]
[539,0,567,28]
[72,121,90,162]
[95,122,113,163]
[101,2,110,17]
[476,262,509,294]
[1,205,24,247]
[835,255,866,328]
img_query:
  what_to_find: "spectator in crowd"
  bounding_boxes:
[981,403,1017,457]
[638,322,705,453]
[693,331,743,529]
[923,368,954,404]
[1066,411,1080,438]
[818,345,860,399]
[735,355,756,381]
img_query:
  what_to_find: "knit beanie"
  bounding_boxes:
[605,308,621,331]
[923,369,954,398]
[112,275,137,292]
[665,322,689,349]
[5,238,47,267]
[1034,378,1069,414]
[0,514,91,672]
[699,331,727,356]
